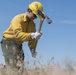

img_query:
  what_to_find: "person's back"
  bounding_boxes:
[3,13,36,45]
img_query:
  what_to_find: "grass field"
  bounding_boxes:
[0,58,76,75]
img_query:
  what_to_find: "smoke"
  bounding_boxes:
[54,20,76,25]
[60,20,76,24]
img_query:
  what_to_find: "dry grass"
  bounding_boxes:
[0,58,76,75]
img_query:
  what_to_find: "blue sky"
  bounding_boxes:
[0,0,76,64]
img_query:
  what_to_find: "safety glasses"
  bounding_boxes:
[32,13,37,18]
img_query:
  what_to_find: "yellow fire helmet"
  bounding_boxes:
[29,1,43,18]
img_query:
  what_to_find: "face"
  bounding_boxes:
[27,11,37,20]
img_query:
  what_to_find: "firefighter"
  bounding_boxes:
[1,1,44,72]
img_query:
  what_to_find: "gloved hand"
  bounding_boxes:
[30,32,42,40]
[30,49,37,58]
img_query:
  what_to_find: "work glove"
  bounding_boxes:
[30,32,42,40]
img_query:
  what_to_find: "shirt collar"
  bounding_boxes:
[23,13,27,22]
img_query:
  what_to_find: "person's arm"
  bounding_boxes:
[11,16,32,42]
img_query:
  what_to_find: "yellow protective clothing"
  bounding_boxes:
[29,1,43,17]
[2,13,36,49]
